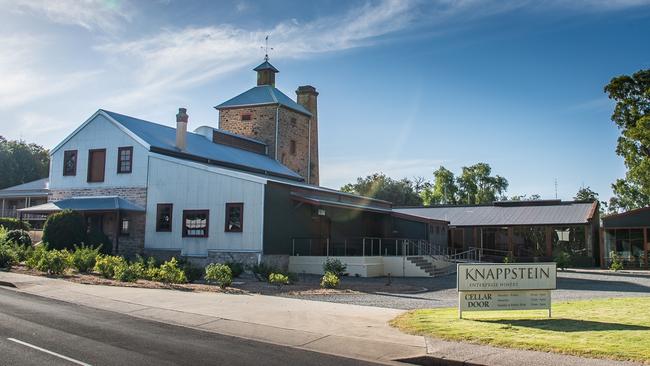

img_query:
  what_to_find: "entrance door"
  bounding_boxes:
[86,214,104,233]
[318,216,331,256]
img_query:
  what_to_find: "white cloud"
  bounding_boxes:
[5,0,133,32]
[0,35,101,109]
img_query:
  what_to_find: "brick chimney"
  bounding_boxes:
[176,108,188,150]
[296,85,319,185]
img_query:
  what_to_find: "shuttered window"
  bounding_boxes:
[87,149,106,182]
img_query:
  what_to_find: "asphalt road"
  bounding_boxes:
[0,288,381,366]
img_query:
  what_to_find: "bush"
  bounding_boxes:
[26,244,48,269]
[42,210,86,250]
[554,251,571,271]
[36,249,70,275]
[0,217,31,231]
[249,263,277,282]
[323,258,346,277]
[113,262,142,282]
[225,261,244,278]
[94,255,127,279]
[6,230,32,247]
[0,243,18,269]
[12,242,33,262]
[155,257,187,284]
[205,263,232,289]
[320,272,340,289]
[177,258,204,283]
[610,251,624,272]
[70,245,101,273]
[268,273,289,287]
[86,230,113,254]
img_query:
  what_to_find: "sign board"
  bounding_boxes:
[457,263,556,318]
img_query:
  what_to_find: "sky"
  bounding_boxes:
[1,0,649,201]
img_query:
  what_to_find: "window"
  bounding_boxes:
[183,210,209,237]
[290,140,296,155]
[290,117,297,126]
[119,216,130,236]
[63,150,77,176]
[87,149,106,182]
[156,204,173,232]
[225,203,243,232]
[117,146,133,174]
[241,113,252,121]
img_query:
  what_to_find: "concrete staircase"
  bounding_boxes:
[406,256,436,276]
[406,256,456,277]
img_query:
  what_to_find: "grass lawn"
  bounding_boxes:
[391,297,650,363]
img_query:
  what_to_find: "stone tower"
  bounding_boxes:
[215,60,319,185]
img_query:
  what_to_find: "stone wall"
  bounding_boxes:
[49,187,147,257]
[218,105,316,183]
[143,249,261,269]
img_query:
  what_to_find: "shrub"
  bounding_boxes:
[26,244,48,269]
[177,258,204,283]
[323,258,346,277]
[36,249,70,275]
[320,272,340,289]
[12,242,34,262]
[42,210,86,250]
[0,217,31,231]
[225,261,244,278]
[249,263,277,282]
[155,257,187,284]
[70,245,101,273]
[6,230,32,247]
[85,230,113,254]
[554,251,571,271]
[133,255,160,280]
[268,273,289,287]
[205,263,232,289]
[610,251,624,272]
[113,262,142,282]
[94,255,127,279]
[0,243,18,269]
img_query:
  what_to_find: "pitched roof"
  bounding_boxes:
[253,61,279,72]
[394,201,597,227]
[0,178,49,197]
[214,85,312,116]
[101,110,303,181]
[19,196,145,213]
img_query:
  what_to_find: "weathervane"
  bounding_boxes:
[261,35,273,61]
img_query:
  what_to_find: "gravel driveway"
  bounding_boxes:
[284,269,650,310]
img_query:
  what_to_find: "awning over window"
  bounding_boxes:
[18,196,145,214]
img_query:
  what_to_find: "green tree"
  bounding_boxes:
[0,136,49,189]
[456,163,508,204]
[509,194,541,201]
[604,69,650,212]
[420,166,458,205]
[574,186,599,201]
[341,173,422,206]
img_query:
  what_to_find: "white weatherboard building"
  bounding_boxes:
[21,59,445,273]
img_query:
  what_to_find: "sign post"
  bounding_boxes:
[457,263,556,319]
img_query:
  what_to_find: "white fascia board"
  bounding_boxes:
[50,109,151,155]
[149,153,269,185]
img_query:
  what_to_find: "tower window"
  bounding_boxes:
[290,140,296,155]
[290,117,297,126]
[241,113,252,121]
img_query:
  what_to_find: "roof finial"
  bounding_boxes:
[261,35,273,61]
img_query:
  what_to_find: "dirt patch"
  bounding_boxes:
[9,266,427,297]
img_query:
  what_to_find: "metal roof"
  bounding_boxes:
[0,178,49,198]
[102,110,303,181]
[18,196,145,213]
[394,201,597,227]
[214,85,312,116]
[253,61,279,72]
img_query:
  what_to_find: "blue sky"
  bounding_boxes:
[1,0,649,200]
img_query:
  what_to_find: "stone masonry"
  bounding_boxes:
[49,187,147,258]
[219,105,315,182]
